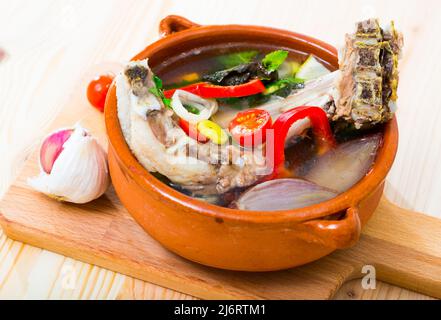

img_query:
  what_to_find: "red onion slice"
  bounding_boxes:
[234,179,338,211]
[298,133,382,193]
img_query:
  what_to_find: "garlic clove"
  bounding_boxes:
[28,124,110,204]
[40,128,73,174]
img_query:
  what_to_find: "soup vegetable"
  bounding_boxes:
[115,18,403,211]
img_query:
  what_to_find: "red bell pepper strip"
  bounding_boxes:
[270,106,336,175]
[164,83,205,99]
[163,79,265,99]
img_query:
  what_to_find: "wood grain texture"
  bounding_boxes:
[1,0,441,299]
[334,279,435,300]
[1,145,441,299]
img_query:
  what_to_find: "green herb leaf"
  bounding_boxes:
[163,97,171,109]
[153,75,163,89]
[183,104,200,115]
[149,75,172,109]
[264,77,304,96]
[217,50,259,68]
[148,87,161,98]
[275,76,304,87]
[262,50,289,72]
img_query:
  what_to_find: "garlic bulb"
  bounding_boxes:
[28,124,110,204]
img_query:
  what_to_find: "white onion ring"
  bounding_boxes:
[171,90,218,123]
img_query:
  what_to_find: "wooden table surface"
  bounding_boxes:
[0,0,439,300]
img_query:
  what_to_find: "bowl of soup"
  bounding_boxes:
[104,15,399,271]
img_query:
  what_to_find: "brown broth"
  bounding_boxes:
[151,46,383,209]
[153,43,307,88]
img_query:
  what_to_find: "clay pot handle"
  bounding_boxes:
[301,206,361,249]
[159,15,200,37]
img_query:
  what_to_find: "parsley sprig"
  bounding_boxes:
[148,75,172,108]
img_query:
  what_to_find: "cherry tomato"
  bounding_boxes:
[179,119,209,143]
[87,74,114,112]
[229,109,272,147]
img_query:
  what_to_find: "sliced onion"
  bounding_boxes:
[298,133,382,193]
[171,89,218,123]
[234,178,338,211]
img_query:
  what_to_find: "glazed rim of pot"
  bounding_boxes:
[105,23,399,224]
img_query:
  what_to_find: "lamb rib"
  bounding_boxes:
[334,18,403,129]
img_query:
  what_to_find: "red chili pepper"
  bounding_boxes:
[270,106,336,175]
[163,79,265,99]
[179,119,209,143]
[229,109,272,147]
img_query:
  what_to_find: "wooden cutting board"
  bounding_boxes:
[1,81,441,300]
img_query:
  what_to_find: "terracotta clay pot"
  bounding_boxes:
[104,15,398,271]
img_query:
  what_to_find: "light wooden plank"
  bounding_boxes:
[335,280,435,300]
